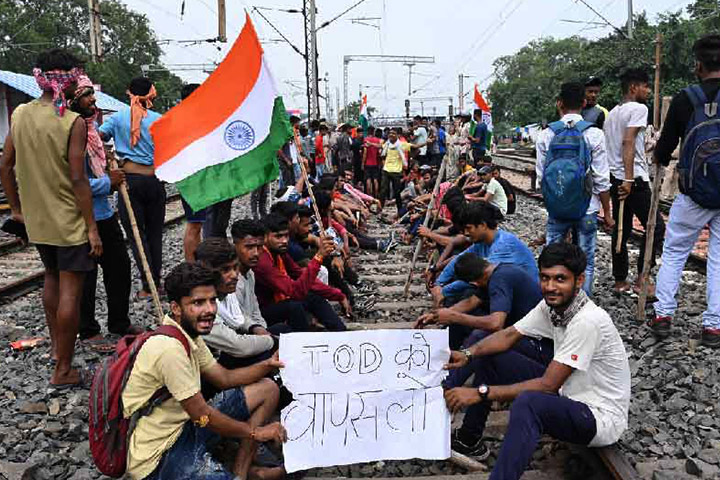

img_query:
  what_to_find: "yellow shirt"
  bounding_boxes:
[461,164,474,174]
[122,316,217,479]
[383,141,411,173]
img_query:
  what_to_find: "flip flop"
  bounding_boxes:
[49,366,96,391]
[81,337,116,353]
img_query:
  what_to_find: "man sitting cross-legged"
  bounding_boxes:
[416,253,546,351]
[194,238,275,370]
[444,243,630,480]
[253,213,348,331]
[122,262,286,480]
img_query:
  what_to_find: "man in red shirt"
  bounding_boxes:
[363,127,384,198]
[253,213,348,332]
[314,124,329,180]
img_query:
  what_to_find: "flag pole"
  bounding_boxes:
[107,147,164,324]
[293,130,326,239]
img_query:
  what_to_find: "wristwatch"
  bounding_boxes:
[460,348,473,363]
[477,384,490,402]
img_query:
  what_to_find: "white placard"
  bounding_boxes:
[279,330,451,473]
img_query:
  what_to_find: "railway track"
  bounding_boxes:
[0,191,185,302]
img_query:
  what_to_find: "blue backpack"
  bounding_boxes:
[678,85,720,209]
[541,120,594,221]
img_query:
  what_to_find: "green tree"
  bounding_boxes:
[0,0,183,111]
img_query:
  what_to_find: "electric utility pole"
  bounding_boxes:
[627,0,633,40]
[87,0,103,62]
[303,0,320,119]
[218,0,227,41]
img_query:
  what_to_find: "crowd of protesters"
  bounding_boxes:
[2,34,720,480]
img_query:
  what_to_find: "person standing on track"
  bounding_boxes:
[604,68,665,295]
[444,244,630,479]
[99,76,164,299]
[68,74,142,346]
[650,35,720,345]
[0,49,101,387]
[469,109,488,164]
[536,82,613,295]
[363,128,383,199]
[314,123,329,181]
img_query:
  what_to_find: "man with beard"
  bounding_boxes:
[194,238,274,369]
[253,213,348,331]
[69,75,141,349]
[122,262,286,480]
[1,49,101,387]
[444,243,630,480]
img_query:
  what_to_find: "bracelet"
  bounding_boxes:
[623,178,635,183]
[194,414,210,428]
[313,253,324,262]
[250,428,257,440]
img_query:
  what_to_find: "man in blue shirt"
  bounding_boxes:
[69,78,141,346]
[470,109,488,164]
[99,77,164,298]
[433,202,537,304]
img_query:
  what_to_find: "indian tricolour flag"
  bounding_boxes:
[359,94,369,134]
[473,84,493,149]
[151,14,292,211]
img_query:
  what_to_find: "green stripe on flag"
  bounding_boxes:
[178,97,292,212]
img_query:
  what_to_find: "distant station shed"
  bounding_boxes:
[0,70,128,148]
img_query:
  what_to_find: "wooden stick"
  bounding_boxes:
[107,148,164,324]
[403,155,447,298]
[615,200,625,255]
[636,164,664,319]
[636,33,664,320]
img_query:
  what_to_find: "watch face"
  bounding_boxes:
[478,385,489,395]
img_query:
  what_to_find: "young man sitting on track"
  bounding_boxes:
[122,262,286,480]
[416,253,544,350]
[253,213,349,332]
[194,238,275,369]
[444,243,630,480]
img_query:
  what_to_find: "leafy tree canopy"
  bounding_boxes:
[487,0,720,133]
[0,0,183,111]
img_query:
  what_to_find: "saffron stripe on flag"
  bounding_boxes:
[176,97,291,212]
[151,13,263,167]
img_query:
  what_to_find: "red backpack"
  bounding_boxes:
[89,325,191,477]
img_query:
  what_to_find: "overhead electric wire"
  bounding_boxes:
[251,7,305,57]
[317,0,369,31]
[574,0,628,37]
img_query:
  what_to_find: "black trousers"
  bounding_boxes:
[79,214,131,339]
[203,198,233,238]
[118,173,166,292]
[381,171,404,209]
[261,293,346,332]
[251,184,269,219]
[610,176,665,282]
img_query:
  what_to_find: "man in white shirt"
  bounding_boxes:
[603,68,665,294]
[194,238,275,370]
[536,82,614,295]
[445,243,630,480]
[413,115,429,166]
[476,165,508,216]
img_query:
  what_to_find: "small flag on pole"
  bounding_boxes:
[151,14,292,211]
[473,84,493,132]
[359,94,369,134]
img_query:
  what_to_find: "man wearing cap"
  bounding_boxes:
[582,77,609,129]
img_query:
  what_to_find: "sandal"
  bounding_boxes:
[81,336,116,353]
[49,365,96,391]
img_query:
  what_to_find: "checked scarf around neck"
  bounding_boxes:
[549,289,589,328]
[33,67,82,117]
[71,75,107,178]
[128,85,157,148]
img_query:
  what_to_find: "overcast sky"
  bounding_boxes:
[120,0,694,118]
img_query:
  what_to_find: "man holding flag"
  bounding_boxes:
[470,86,494,163]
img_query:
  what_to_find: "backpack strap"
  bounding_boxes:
[574,120,594,133]
[684,85,708,110]
[548,121,565,135]
[684,85,720,120]
[152,325,192,358]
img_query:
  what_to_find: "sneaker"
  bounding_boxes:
[383,238,399,253]
[450,429,491,460]
[648,315,672,339]
[702,328,720,348]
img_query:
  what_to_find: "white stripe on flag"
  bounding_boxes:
[156,59,278,183]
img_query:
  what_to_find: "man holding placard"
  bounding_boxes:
[444,243,630,479]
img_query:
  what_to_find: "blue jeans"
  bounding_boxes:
[546,213,597,295]
[146,388,249,480]
[490,392,597,480]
